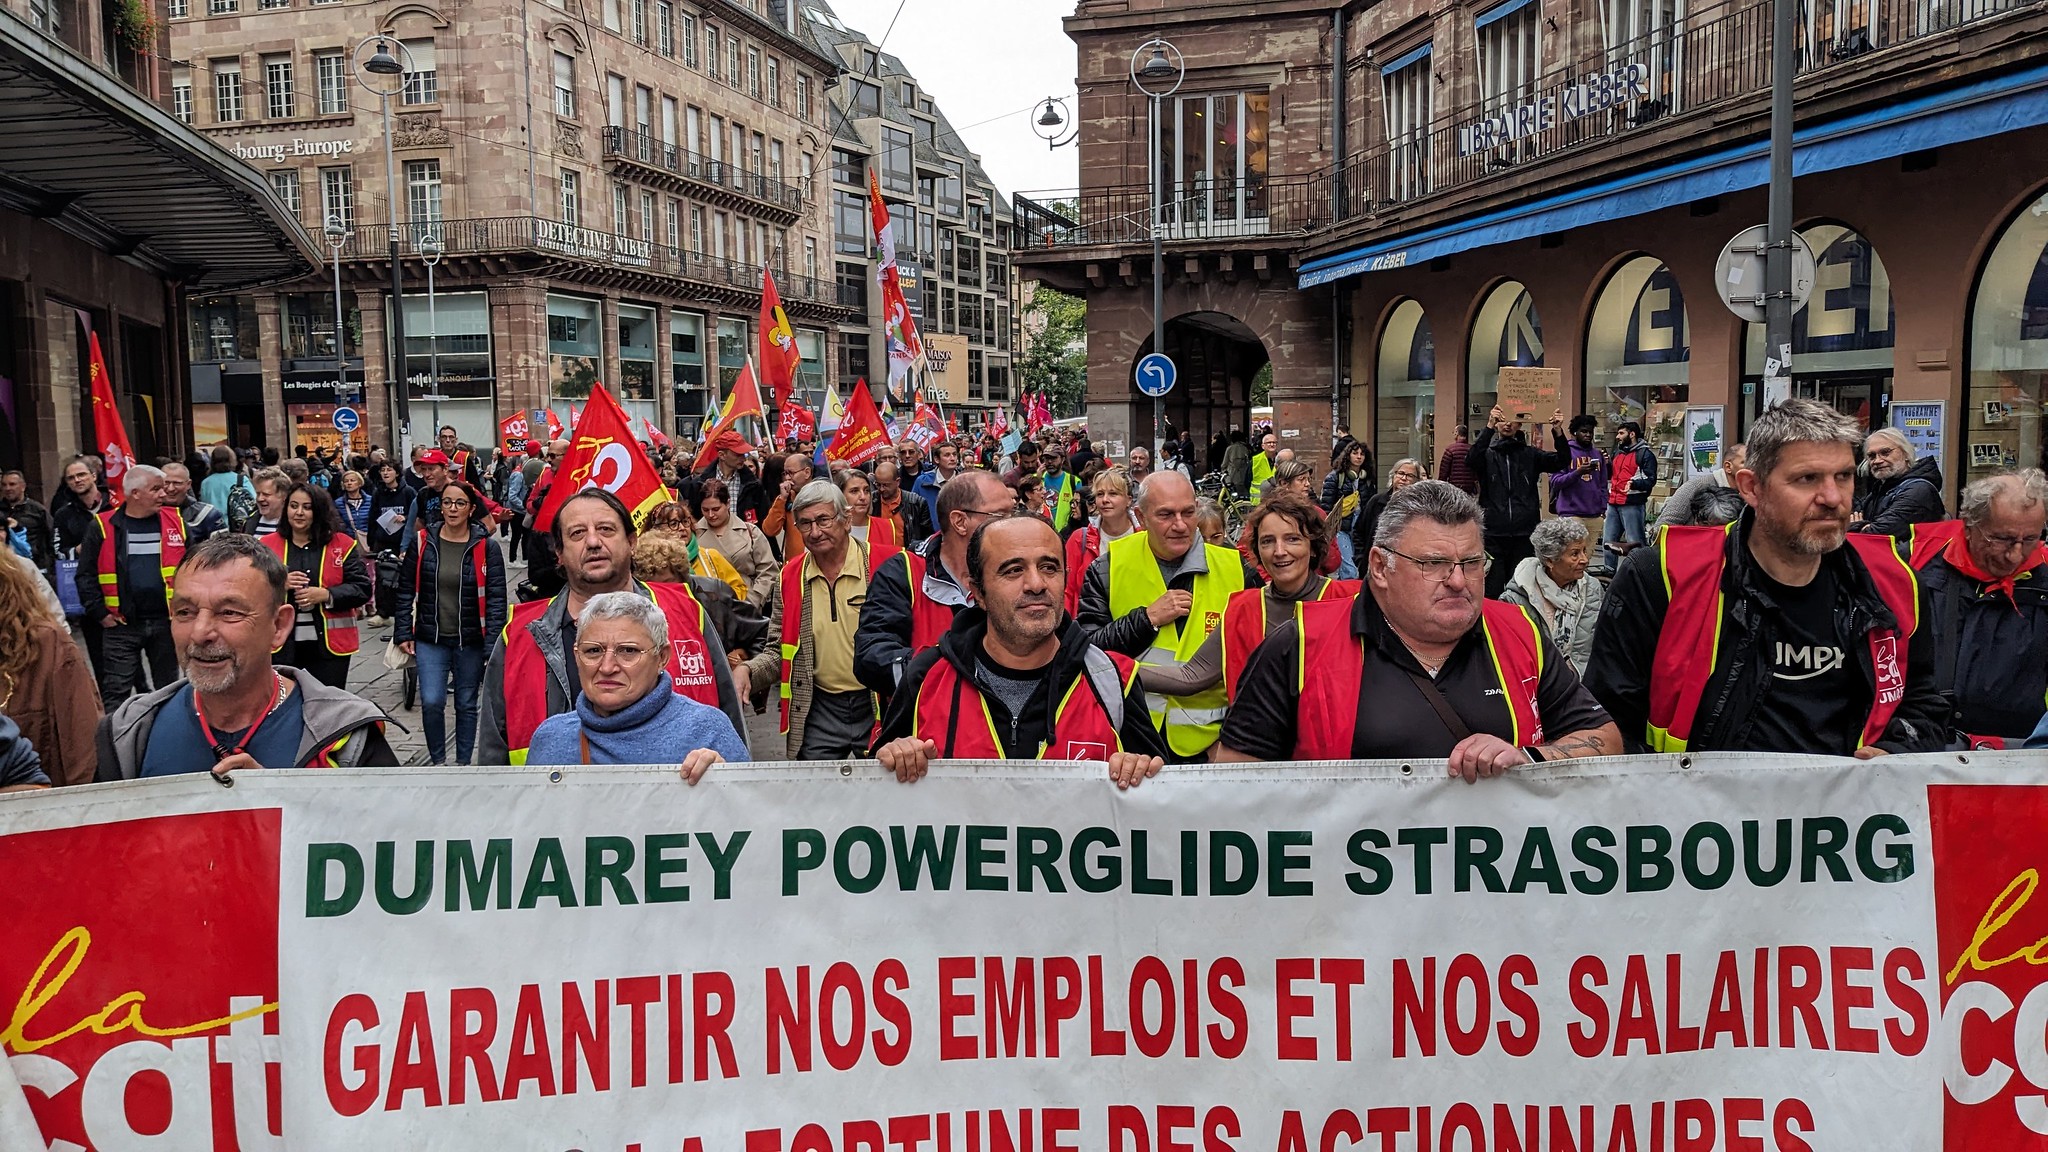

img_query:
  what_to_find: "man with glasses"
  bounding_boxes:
[1079,470,1261,762]
[1903,469,2048,747]
[742,480,875,759]
[1587,399,1947,757]
[1216,480,1618,776]
[857,471,1013,700]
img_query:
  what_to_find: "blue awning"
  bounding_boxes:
[1475,0,1538,31]
[1380,42,1432,75]
[1298,60,2048,289]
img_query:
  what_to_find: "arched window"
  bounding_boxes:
[1586,255,1690,490]
[1375,299,1435,485]
[1467,281,1543,425]
[1744,222,1894,430]
[1967,188,2048,479]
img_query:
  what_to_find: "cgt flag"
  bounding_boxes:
[530,383,670,533]
[84,326,135,505]
[825,379,891,468]
[758,268,801,409]
[641,417,672,450]
[690,360,767,472]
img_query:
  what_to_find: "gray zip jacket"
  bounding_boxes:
[97,666,399,779]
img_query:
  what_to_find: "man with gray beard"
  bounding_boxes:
[95,534,398,779]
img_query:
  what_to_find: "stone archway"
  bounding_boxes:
[1130,310,1270,465]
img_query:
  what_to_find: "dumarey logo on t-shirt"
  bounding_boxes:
[0,810,282,1148]
[1929,784,2048,1144]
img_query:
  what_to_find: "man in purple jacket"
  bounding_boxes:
[1550,414,1609,549]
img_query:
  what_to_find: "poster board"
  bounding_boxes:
[1495,366,1560,422]
[1683,405,1725,483]
[1889,401,1944,472]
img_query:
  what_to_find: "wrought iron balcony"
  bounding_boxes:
[601,125,804,218]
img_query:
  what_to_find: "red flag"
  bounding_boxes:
[641,416,672,449]
[690,361,767,472]
[758,268,801,409]
[778,404,815,445]
[544,409,565,439]
[500,412,531,446]
[530,383,671,533]
[825,380,891,468]
[85,329,135,505]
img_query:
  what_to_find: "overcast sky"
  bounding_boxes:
[823,0,1081,199]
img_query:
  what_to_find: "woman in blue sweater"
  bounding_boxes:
[528,591,748,777]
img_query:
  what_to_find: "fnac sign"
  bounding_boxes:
[0,810,281,1150]
[1931,784,2048,1144]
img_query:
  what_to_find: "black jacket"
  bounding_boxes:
[1471,426,1571,538]
[1918,550,2048,741]
[1584,511,1948,755]
[1854,456,1945,539]
[1320,467,1374,530]
[77,506,215,622]
[854,534,970,697]
[680,464,769,527]
[367,482,411,554]
[877,486,934,548]
[395,524,508,648]
[50,487,106,558]
[1,496,56,579]
[871,609,1168,760]
[1076,540,1263,658]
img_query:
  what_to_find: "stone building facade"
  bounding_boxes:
[167,0,854,458]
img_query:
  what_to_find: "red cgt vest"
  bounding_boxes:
[96,507,186,615]
[405,527,492,644]
[1293,595,1545,760]
[1218,576,1357,701]
[261,531,362,655]
[910,649,1137,759]
[502,580,719,764]
[1647,524,1919,752]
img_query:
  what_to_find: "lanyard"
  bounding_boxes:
[195,673,290,762]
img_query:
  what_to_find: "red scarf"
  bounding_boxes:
[1942,531,2048,605]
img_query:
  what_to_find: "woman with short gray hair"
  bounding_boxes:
[1500,517,1604,674]
[526,590,748,776]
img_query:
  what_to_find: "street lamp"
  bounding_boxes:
[322,214,352,440]
[1029,96,1079,150]
[355,36,414,456]
[418,233,444,436]
[1130,37,1184,460]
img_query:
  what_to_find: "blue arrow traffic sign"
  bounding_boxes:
[1135,352,1177,398]
[332,406,361,433]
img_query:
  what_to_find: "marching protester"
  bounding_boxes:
[1126,445,1154,486]
[913,439,961,511]
[509,440,548,562]
[1353,457,1426,564]
[1215,481,1621,776]
[857,471,1013,697]
[1600,420,1659,574]
[1500,517,1603,676]
[0,713,48,790]
[0,468,55,583]
[761,452,817,562]
[0,547,100,785]
[161,462,226,540]
[50,455,107,561]
[1586,399,1947,756]
[1039,450,1081,532]
[1652,443,1748,538]
[873,514,1166,784]
[1904,469,2048,747]
[436,424,485,489]
[1852,426,1946,538]
[1136,492,1352,704]
[1250,431,1281,497]
[1063,467,1140,616]
[335,470,372,541]
[79,465,217,705]
[1472,406,1571,598]
[1223,429,1252,499]
[1549,414,1608,545]
[640,501,749,601]
[396,480,508,766]
[626,532,770,667]
[695,479,777,612]
[1196,500,1230,548]
[363,460,411,624]
[97,534,398,778]
[251,467,288,537]
[836,468,900,556]
[1321,440,1374,580]
[872,460,931,550]
[526,591,745,774]
[479,489,745,765]
[264,483,371,689]
[1078,470,1260,762]
[198,444,256,533]
[740,480,877,760]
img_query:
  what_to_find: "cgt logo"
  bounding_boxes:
[1930,785,2048,1142]
[0,810,282,1151]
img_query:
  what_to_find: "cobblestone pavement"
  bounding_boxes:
[347,552,788,765]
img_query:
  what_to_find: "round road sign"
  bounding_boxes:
[1135,352,1177,398]
[1714,226,1817,324]
[332,406,361,433]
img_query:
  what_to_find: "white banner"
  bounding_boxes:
[3,754,2046,1151]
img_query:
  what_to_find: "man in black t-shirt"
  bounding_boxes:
[1586,398,1948,756]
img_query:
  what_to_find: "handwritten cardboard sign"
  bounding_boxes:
[1497,367,1560,423]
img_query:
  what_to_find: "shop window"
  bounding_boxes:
[1967,189,2048,478]
[187,295,259,362]
[617,303,659,428]
[1466,282,1543,424]
[1375,300,1436,486]
[1159,91,1270,232]
[672,311,708,428]
[1742,223,1894,430]
[1586,256,1691,496]
[547,294,602,416]
[401,290,493,400]
[717,318,748,393]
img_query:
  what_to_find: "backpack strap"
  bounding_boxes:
[1082,646,1125,732]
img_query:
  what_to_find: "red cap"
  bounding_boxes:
[417,449,451,466]
[710,430,751,454]
[525,439,543,454]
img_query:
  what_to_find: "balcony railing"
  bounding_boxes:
[1013,172,1329,251]
[329,217,834,304]
[601,126,804,215]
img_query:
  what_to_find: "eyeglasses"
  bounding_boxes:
[575,642,652,665]
[1977,531,2044,552]
[795,514,842,534]
[1380,546,1491,582]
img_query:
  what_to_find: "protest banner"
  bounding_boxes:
[1496,367,1560,423]
[1,753,2044,1151]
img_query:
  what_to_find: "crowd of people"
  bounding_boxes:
[3,393,2046,792]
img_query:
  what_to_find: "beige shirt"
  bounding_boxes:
[804,551,867,695]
